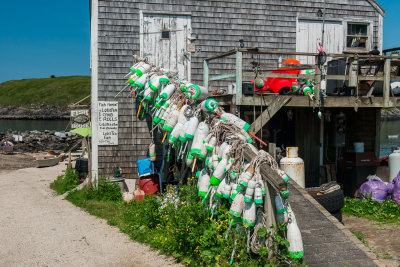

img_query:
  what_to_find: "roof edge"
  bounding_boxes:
[366,0,385,17]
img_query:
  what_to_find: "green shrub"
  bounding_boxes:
[66,179,296,266]
[343,195,400,225]
[50,168,79,194]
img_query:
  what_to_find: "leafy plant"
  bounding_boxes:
[66,180,297,266]
[50,167,79,194]
[343,196,400,225]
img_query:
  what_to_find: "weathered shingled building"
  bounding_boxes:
[89,0,388,185]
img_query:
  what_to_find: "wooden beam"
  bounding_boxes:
[383,58,391,107]
[204,49,237,61]
[249,96,291,134]
[242,146,287,193]
[240,95,399,108]
[209,73,236,81]
[235,51,243,115]
[203,60,209,90]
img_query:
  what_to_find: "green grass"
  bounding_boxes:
[50,168,79,195]
[0,76,90,107]
[63,180,299,266]
[343,197,400,225]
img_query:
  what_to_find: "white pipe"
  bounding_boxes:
[90,0,99,187]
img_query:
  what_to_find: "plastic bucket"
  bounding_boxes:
[353,142,364,153]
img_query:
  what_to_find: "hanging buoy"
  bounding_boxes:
[160,83,175,99]
[210,157,227,185]
[229,192,245,217]
[184,116,199,140]
[186,153,194,167]
[218,142,228,160]
[180,81,188,92]
[127,61,144,76]
[230,183,239,200]
[148,74,162,92]
[216,177,228,198]
[243,201,256,227]
[212,153,219,170]
[186,84,209,100]
[198,169,211,197]
[244,180,256,203]
[221,112,251,132]
[254,183,263,205]
[149,143,156,161]
[132,73,149,91]
[206,136,217,152]
[222,183,232,198]
[190,122,209,158]
[158,75,169,86]
[287,207,304,259]
[200,98,218,112]
[275,195,287,224]
[179,120,189,142]
[238,166,254,187]
[163,109,179,133]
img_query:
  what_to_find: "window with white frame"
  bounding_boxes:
[346,23,369,50]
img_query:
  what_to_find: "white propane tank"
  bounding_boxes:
[160,83,175,99]
[280,147,305,188]
[389,150,400,182]
[190,122,209,157]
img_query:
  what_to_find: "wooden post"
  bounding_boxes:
[235,51,243,117]
[203,59,209,90]
[349,57,359,95]
[314,56,321,107]
[268,143,277,161]
[383,58,391,107]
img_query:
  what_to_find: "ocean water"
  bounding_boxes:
[0,119,69,132]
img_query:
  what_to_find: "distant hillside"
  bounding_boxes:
[0,76,91,107]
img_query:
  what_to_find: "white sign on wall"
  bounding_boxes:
[98,101,118,145]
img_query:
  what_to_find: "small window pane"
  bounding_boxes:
[347,36,367,48]
[161,30,170,39]
[347,23,367,36]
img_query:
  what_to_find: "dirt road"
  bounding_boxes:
[0,165,179,267]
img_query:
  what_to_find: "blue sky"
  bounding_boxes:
[0,0,398,83]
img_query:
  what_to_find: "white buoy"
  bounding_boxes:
[198,169,211,197]
[221,112,251,132]
[149,143,156,161]
[230,183,239,200]
[190,122,209,158]
[287,206,304,259]
[218,142,228,160]
[212,153,219,170]
[210,157,227,186]
[133,73,149,91]
[239,166,254,187]
[163,109,179,133]
[200,98,218,112]
[160,83,175,99]
[254,183,263,205]
[223,183,232,198]
[216,177,228,198]
[184,116,199,140]
[186,84,208,100]
[148,74,161,91]
[243,201,256,227]
[244,180,257,203]
[229,192,245,217]
[206,136,217,152]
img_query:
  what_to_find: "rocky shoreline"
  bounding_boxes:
[0,105,70,119]
[1,130,81,153]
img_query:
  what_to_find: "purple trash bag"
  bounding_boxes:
[359,179,387,202]
[391,172,400,205]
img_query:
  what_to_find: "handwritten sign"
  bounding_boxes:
[98,101,118,145]
[70,109,90,129]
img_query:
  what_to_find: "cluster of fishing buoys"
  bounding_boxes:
[116,57,303,259]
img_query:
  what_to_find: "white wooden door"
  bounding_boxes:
[140,13,192,80]
[296,20,344,64]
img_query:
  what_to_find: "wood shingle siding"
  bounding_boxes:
[96,0,383,179]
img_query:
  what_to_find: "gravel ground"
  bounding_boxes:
[343,215,400,267]
[0,164,180,267]
[0,152,37,170]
